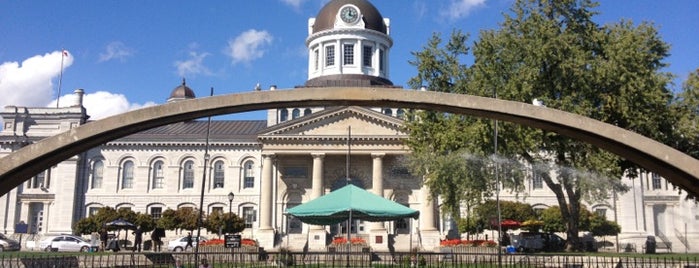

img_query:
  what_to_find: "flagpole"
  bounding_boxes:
[195,86,214,266]
[346,125,351,267]
[57,49,66,108]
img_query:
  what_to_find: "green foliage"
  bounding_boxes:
[175,207,202,232]
[540,206,593,233]
[474,200,535,225]
[405,0,677,251]
[158,208,178,230]
[204,211,246,237]
[671,69,699,159]
[589,214,621,237]
[540,207,566,233]
[73,207,154,234]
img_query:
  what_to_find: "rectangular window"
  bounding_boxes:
[211,207,223,215]
[183,161,194,189]
[244,177,254,188]
[314,49,319,70]
[243,206,257,228]
[363,45,373,67]
[92,161,103,189]
[379,48,385,72]
[88,207,100,216]
[150,207,162,219]
[244,161,255,189]
[343,44,354,65]
[153,163,164,189]
[595,208,607,218]
[122,162,134,189]
[532,173,543,189]
[325,45,335,66]
[213,161,225,189]
[652,173,662,190]
[31,171,46,189]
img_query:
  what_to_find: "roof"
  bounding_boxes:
[312,0,387,34]
[286,184,419,225]
[113,120,267,143]
[167,79,196,102]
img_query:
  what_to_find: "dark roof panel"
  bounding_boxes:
[115,120,267,143]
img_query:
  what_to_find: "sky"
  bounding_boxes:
[1,0,697,121]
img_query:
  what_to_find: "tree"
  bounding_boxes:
[671,69,699,159]
[73,207,156,235]
[539,206,592,234]
[406,0,674,251]
[204,211,246,238]
[589,214,621,237]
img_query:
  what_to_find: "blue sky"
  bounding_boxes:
[1,0,697,121]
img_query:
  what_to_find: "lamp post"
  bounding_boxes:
[228,192,235,215]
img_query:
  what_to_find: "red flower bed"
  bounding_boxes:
[199,238,258,247]
[331,237,367,245]
[439,239,497,247]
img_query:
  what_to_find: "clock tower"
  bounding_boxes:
[305,0,393,87]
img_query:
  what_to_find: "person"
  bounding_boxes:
[184,232,193,251]
[133,226,143,252]
[199,258,210,268]
[174,258,184,268]
[151,229,162,252]
[99,228,109,252]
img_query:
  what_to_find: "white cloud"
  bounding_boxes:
[0,51,73,108]
[99,41,134,62]
[225,29,274,65]
[280,0,307,9]
[175,50,212,77]
[441,0,486,20]
[48,91,157,120]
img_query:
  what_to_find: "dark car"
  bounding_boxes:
[510,232,566,252]
[0,233,22,252]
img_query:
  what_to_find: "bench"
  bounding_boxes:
[642,241,672,253]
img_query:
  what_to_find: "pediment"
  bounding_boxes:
[258,106,406,140]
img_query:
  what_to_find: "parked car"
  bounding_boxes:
[0,233,21,252]
[167,236,207,252]
[40,234,92,252]
[510,232,566,252]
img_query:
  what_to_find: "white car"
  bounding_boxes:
[40,235,92,252]
[167,236,207,252]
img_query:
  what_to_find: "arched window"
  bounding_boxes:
[304,108,312,116]
[121,160,134,189]
[292,108,300,119]
[152,160,164,189]
[213,160,225,189]
[92,160,103,189]
[280,109,288,122]
[183,160,195,189]
[243,160,255,188]
[396,109,405,119]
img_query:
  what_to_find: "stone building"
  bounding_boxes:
[1,0,696,253]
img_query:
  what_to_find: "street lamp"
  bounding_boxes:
[228,192,234,214]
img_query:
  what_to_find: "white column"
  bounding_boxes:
[257,153,276,249]
[43,202,51,234]
[308,153,328,250]
[370,153,388,251]
[310,153,325,231]
[419,181,440,251]
[20,202,30,232]
[259,154,274,231]
[371,153,386,231]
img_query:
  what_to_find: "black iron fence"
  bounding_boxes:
[1,251,697,267]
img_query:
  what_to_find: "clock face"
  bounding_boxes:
[340,6,359,24]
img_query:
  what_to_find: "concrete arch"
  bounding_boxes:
[0,87,697,196]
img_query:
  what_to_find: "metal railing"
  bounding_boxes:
[0,250,697,267]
